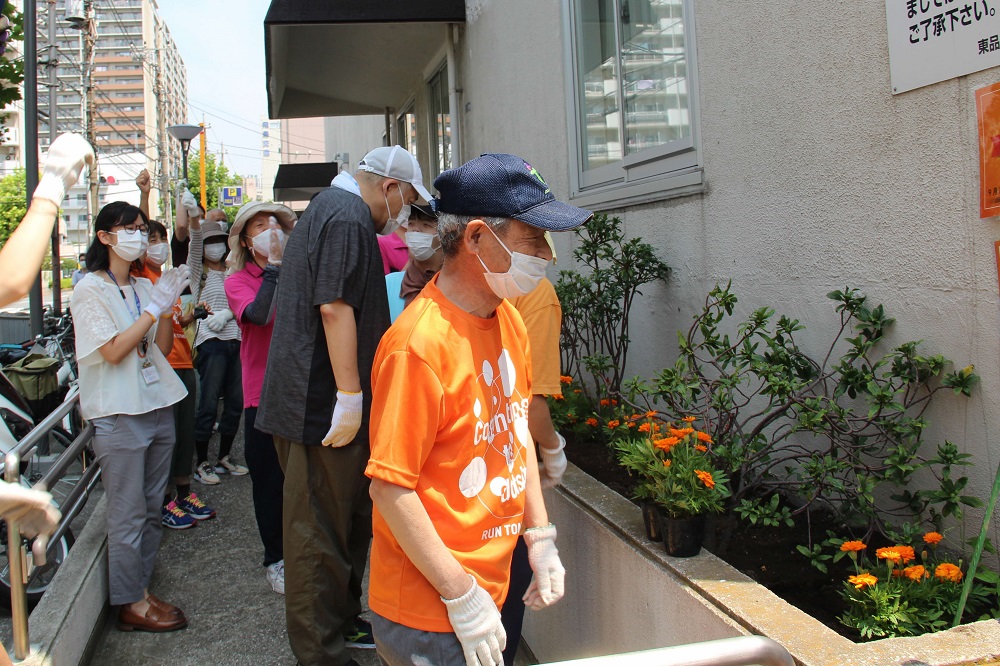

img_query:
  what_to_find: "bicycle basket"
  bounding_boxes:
[3,353,65,421]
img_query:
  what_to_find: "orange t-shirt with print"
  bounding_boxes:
[509,277,562,397]
[131,263,193,369]
[366,275,533,633]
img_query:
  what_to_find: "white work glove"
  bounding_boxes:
[143,266,190,320]
[322,390,363,447]
[181,190,200,218]
[204,307,233,332]
[0,482,60,539]
[33,133,95,206]
[442,574,506,666]
[522,524,566,611]
[538,432,567,489]
[267,217,285,266]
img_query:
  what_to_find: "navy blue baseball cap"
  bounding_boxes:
[433,153,593,231]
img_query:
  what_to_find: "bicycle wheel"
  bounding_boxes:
[0,525,74,609]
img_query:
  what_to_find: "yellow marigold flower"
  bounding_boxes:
[694,444,708,452]
[876,547,903,565]
[682,416,697,423]
[895,545,915,564]
[696,431,713,443]
[607,419,620,428]
[638,423,651,433]
[560,375,574,385]
[663,459,671,468]
[653,436,680,452]
[848,573,878,590]
[694,469,715,489]
[934,563,963,583]
[902,565,927,582]
[840,540,866,553]
[923,531,943,545]
[585,417,599,427]
[645,410,657,418]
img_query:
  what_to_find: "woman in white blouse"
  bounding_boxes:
[71,201,191,633]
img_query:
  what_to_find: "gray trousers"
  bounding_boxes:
[92,407,175,605]
[371,613,465,666]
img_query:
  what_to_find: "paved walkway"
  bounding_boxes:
[88,428,380,666]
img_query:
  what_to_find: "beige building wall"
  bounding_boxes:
[449,0,1000,550]
[323,115,385,175]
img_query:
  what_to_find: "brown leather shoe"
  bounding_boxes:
[146,594,185,619]
[117,603,188,632]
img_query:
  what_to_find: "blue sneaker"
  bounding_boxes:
[176,492,216,520]
[161,500,197,530]
[344,616,375,649]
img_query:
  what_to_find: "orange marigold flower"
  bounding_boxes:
[934,563,963,583]
[611,399,618,405]
[895,545,916,564]
[923,531,943,545]
[669,427,696,438]
[638,423,651,433]
[551,394,565,401]
[848,573,878,590]
[573,389,582,394]
[653,436,680,452]
[560,375,574,385]
[840,540,866,553]
[651,424,661,432]
[694,444,708,452]
[585,417,599,427]
[696,431,712,443]
[607,419,620,428]
[626,422,635,429]
[599,399,610,406]
[682,416,697,423]
[902,565,927,582]
[645,410,657,418]
[875,547,903,565]
[663,460,671,468]
[694,469,715,489]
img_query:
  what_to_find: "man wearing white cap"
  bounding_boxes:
[256,145,430,666]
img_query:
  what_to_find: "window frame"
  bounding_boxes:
[563,0,704,209]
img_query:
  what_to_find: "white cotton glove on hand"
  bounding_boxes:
[522,524,566,611]
[204,307,233,332]
[321,390,363,447]
[539,432,568,489]
[442,574,506,666]
[0,482,60,539]
[267,217,285,266]
[143,266,190,320]
[33,133,95,206]
[181,190,200,218]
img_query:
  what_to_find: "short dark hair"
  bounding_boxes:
[84,201,149,272]
[148,220,168,241]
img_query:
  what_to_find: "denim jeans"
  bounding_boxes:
[193,338,243,441]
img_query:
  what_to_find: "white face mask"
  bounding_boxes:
[380,187,410,237]
[251,227,286,260]
[477,225,549,299]
[405,230,438,262]
[111,228,148,262]
[204,243,227,262]
[145,243,169,267]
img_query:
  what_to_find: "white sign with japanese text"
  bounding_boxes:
[886,0,1000,93]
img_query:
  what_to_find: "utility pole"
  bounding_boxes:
[47,0,61,314]
[154,22,170,226]
[82,0,98,224]
[198,120,206,210]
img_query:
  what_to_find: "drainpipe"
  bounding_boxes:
[384,108,392,147]
[446,23,461,167]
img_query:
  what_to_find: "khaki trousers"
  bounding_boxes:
[274,436,373,666]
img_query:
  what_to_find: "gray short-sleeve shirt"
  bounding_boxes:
[256,187,390,445]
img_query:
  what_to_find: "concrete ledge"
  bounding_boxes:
[17,495,108,666]
[522,464,1000,666]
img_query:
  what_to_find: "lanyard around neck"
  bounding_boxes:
[106,268,142,321]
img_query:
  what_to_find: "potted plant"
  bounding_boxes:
[616,418,731,556]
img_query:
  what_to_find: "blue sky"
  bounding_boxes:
[156,0,272,177]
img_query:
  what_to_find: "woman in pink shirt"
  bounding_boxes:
[224,202,296,595]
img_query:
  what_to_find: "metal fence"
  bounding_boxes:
[4,391,99,660]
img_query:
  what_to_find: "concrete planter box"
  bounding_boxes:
[522,464,1000,666]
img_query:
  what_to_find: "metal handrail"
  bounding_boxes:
[3,391,98,661]
[543,636,794,666]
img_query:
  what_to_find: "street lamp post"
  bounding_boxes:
[167,124,204,192]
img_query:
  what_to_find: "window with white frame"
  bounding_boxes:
[428,65,451,180]
[567,0,701,207]
[396,102,418,159]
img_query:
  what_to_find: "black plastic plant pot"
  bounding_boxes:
[641,502,662,542]
[659,512,706,558]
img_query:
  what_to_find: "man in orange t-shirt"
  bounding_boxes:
[367,153,592,666]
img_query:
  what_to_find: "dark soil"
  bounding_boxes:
[566,435,859,640]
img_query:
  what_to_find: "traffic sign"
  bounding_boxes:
[219,186,243,207]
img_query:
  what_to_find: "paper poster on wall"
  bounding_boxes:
[976,82,1000,217]
[887,1,1000,93]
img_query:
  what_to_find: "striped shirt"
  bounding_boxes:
[189,228,241,347]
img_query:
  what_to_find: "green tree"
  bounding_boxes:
[0,168,27,248]
[0,2,25,140]
[186,152,245,220]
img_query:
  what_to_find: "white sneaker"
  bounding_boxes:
[266,560,285,594]
[214,455,249,476]
[194,461,221,485]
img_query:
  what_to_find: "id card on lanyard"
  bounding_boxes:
[108,269,160,385]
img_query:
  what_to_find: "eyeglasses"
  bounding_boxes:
[115,222,149,234]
